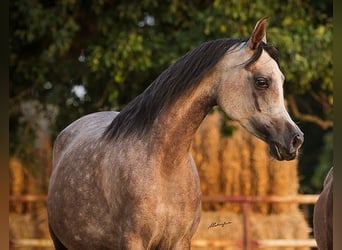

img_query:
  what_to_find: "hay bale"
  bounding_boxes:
[9,157,38,213]
[9,207,52,250]
[9,213,36,241]
[192,110,299,213]
[192,210,311,250]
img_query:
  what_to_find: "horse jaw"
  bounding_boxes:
[239,115,304,161]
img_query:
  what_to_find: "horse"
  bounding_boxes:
[313,167,333,250]
[47,17,304,249]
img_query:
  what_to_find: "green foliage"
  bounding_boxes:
[311,131,333,190]
[10,1,333,110]
[10,0,332,192]
[220,114,238,137]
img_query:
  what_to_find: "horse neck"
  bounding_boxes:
[150,75,216,161]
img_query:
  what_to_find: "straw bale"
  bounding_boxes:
[192,210,311,250]
[191,110,299,213]
[9,213,36,240]
[9,157,38,213]
[9,207,52,250]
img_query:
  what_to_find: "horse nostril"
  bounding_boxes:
[292,134,303,149]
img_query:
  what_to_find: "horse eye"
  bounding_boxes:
[254,77,270,90]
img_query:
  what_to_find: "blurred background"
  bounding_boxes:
[9,0,332,249]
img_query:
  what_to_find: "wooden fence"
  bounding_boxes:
[9,194,319,249]
[193,194,319,249]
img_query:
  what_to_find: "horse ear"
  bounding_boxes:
[247,17,268,50]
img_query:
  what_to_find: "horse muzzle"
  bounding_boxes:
[268,132,304,161]
[242,116,304,161]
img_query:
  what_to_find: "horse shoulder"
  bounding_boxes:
[50,111,120,193]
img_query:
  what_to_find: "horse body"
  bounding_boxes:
[313,167,333,250]
[49,111,202,249]
[48,18,304,249]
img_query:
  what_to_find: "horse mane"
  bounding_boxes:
[103,38,279,140]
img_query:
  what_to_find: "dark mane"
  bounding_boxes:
[103,38,279,140]
[246,41,279,67]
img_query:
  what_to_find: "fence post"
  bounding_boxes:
[242,202,253,250]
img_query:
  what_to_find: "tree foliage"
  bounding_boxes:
[10,0,332,192]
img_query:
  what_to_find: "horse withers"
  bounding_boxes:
[47,18,303,249]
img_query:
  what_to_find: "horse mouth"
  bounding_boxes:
[269,142,297,161]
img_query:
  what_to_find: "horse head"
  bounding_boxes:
[216,18,303,160]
